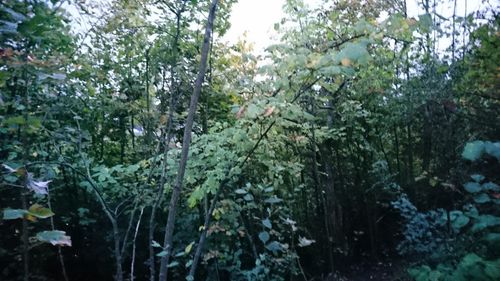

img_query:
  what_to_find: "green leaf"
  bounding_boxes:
[246,103,261,118]
[450,211,470,229]
[264,187,274,193]
[474,193,491,204]
[470,174,485,182]
[472,215,500,232]
[243,194,254,201]
[167,261,179,268]
[462,141,485,161]
[185,242,194,255]
[265,241,282,253]
[152,240,162,248]
[156,251,168,257]
[418,14,433,33]
[464,182,481,193]
[234,189,247,194]
[338,42,369,62]
[484,141,500,160]
[264,196,283,204]
[258,231,270,244]
[484,233,500,243]
[262,218,272,229]
[36,230,71,246]
[3,209,27,220]
[483,182,499,192]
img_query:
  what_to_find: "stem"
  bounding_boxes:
[21,192,29,281]
[48,189,69,281]
[130,207,144,281]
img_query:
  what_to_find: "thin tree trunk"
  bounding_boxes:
[393,125,401,182]
[112,219,124,281]
[187,186,222,280]
[48,189,69,281]
[121,201,138,257]
[21,192,29,281]
[130,207,144,281]
[158,1,219,280]
[148,3,187,280]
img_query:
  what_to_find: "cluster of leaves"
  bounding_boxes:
[400,141,500,281]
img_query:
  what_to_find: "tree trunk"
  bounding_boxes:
[112,219,124,281]
[148,3,187,280]
[158,1,219,280]
[130,207,144,281]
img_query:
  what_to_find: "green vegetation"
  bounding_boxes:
[1,0,498,280]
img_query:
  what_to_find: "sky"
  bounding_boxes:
[222,0,486,54]
[65,0,493,56]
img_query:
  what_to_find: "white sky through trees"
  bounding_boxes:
[223,0,486,54]
[66,0,491,56]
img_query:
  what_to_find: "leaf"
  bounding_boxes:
[50,73,66,80]
[1,6,27,22]
[3,209,27,220]
[471,215,500,232]
[449,211,470,229]
[26,173,50,195]
[234,189,247,195]
[167,261,179,268]
[464,182,481,193]
[470,174,485,182]
[474,193,491,204]
[152,240,162,248]
[264,196,283,204]
[338,42,370,63]
[462,141,485,161]
[156,251,168,257]
[28,204,54,219]
[262,218,272,229]
[185,242,194,255]
[483,182,499,192]
[484,141,500,160]
[243,194,254,201]
[246,104,262,118]
[0,20,18,34]
[1,164,17,173]
[264,187,274,193]
[418,14,433,33]
[265,241,282,253]
[298,236,316,247]
[484,233,500,243]
[258,231,270,244]
[36,230,72,247]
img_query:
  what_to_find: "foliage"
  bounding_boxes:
[403,141,500,280]
[1,0,499,280]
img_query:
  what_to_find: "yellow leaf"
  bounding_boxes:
[185,242,195,254]
[24,214,37,222]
